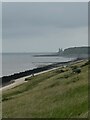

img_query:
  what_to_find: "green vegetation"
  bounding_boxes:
[2,60,89,118]
[71,65,81,73]
[62,46,90,57]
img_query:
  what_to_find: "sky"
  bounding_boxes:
[2,2,88,53]
[1,0,89,2]
[0,2,2,53]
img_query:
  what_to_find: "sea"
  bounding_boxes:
[0,53,75,77]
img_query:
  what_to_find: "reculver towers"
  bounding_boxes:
[57,48,63,56]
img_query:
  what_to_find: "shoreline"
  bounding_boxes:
[2,57,88,118]
[1,67,62,91]
[0,58,83,87]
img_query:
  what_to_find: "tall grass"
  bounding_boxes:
[2,60,88,118]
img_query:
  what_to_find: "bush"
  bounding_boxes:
[81,60,90,67]
[64,74,69,78]
[71,65,78,70]
[60,69,65,73]
[55,69,65,74]
[72,68,81,73]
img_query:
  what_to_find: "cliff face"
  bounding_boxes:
[34,47,90,58]
[62,47,90,58]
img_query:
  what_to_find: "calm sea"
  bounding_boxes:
[1,53,74,77]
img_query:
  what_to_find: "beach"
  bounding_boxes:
[1,58,84,91]
[2,58,88,118]
[2,53,74,77]
[1,53,75,88]
[1,67,60,91]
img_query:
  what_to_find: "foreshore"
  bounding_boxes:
[2,58,88,118]
[1,67,62,91]
[0,58,83,87]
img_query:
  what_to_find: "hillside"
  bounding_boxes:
[2,60,89,118]
[62,46,90,58]
[34,46,90,58]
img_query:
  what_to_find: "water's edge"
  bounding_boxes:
[0,58,80,87]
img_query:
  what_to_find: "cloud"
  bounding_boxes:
[3,26,88,52]
[2,0,89,2]
[2,2,88,52]
[3,2,88,28]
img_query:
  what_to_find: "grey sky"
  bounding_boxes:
[2,2,88,52]
[2,0,89,2]
[0,2,2,53]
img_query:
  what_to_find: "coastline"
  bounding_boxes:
[0,59,77,86]
[2,58,88,118]
[0,58,83,87]
[1,67,61,91]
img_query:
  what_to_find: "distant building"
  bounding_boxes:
[58,48,63,55]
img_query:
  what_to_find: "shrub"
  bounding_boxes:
[60,69,65,73]
[81,60,90,67]
[64,74,69,78]
[55,69,65,74]
[72,68,81,73]
[71,65,78,70]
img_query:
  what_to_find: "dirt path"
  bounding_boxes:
[0,67,60,91]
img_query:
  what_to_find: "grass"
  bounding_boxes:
[2,60,89,118]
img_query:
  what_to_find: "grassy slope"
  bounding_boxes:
[2,60,89,118]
